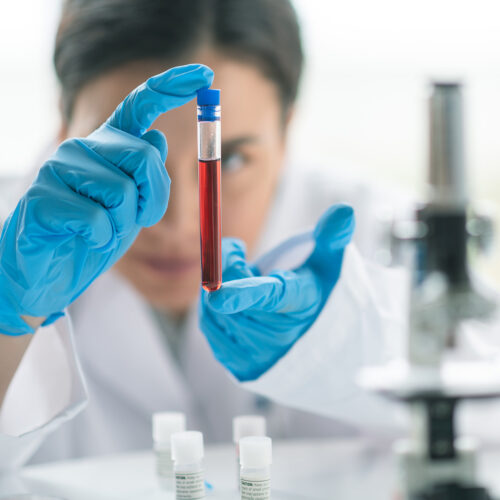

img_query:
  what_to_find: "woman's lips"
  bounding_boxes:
[138,255,199,274]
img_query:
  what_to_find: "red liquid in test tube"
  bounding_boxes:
[198,158,221,291]
[197,88,222,291]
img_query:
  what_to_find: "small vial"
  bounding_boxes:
[239,436,272,500]
[152,412,186,490]
[171,431,205,500]
[197,88,222,292]
[233,415,267,488]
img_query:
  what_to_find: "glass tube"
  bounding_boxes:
[197,89,222,292]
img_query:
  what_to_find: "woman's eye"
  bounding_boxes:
[221,152,246,173]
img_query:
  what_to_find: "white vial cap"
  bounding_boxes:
[233,415,266,443]
[152,412,186,443]
[239,436,272,468]
[171,431,204,464]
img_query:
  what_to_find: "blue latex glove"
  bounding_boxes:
[199,204,355,382]
[0,64,213,335]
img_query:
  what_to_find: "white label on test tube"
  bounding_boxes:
[175,469,205,499]
[198,120,221,160]
[241,476,271,500]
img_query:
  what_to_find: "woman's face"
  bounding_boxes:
[66,52,289,315]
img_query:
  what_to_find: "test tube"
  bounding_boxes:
[171,431,205,499]
[233,415,267,488]
[152,412,186,490]
[239,436,272,500]
[197,88,222,292]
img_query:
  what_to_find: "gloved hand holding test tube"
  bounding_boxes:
[199,204,355,381]
[0,64,213,334]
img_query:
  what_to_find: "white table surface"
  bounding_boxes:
[2,438,500,500]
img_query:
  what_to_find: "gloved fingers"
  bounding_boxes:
[106,64,214,137]
[206,311,300,381]
[121,144,170,227]
[221,238,255,282]
[84,64,212,227]
[141,129,168,164]
[206,267,321,315]
[303,203,355,278]
[199,301,264,381]
[225,311,302,351]
[85,125,171,227]
[198,297,238,355]
[20,180,115,250]
[311,203,355,255]
[46,141,139,238]
[199,287,308,382]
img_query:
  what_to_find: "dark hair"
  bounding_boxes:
[54,0,304,121]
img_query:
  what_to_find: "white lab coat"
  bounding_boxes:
[0,164,498,470]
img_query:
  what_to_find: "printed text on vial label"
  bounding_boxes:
[241,478,271,500]
[175,471,205,500]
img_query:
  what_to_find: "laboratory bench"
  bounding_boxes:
[2,437,500,499]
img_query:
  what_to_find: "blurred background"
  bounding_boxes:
[0,0,498,283]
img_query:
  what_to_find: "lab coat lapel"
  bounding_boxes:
[69,270,195,417]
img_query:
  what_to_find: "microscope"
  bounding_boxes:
[362,82,498,500]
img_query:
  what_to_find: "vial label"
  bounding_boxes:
[240,478,271,500]
[175,470,205,499]
[156,449,174,478]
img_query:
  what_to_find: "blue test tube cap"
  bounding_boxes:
[197,88,220,106]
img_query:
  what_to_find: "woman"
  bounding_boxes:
[2,0,476,468]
